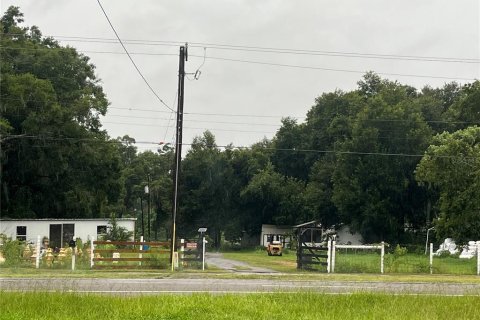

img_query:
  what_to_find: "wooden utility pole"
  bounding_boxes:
[171,45,187,270]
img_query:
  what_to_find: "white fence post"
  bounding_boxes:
[35,235,41,269]
[430,243,433,275]
[72,246,76,271]
[327,239,331,273]
[477,241,479,276]
[139,236,144,266]
[202,237,206,271]
[380,241,385,274]
[90,236,94,269]
[332,239,336,273]
[180,239,185,268]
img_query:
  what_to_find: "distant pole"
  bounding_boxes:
[147,174,151,241]
[202,236,206,271]
[140,197,145,239]
[171,44,187,271]
[430,243,434,274]
[381,241,385,274]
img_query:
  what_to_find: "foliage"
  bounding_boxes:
[102,215,133,241]
[179,131,236,248]
[0,6,122,219]
[416,126,480,242]
[393,245,408,257]
[0,237,24,266]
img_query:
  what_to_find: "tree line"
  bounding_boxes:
[1,7,479,247]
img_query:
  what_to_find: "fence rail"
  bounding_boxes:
[91,238,170,269]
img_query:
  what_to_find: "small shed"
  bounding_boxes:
[0,218,136,248]
[335,225,363,245]
[260,224,292,247]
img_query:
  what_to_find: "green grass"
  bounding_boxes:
[433,256,478,274]
[222,248,479,275]
[222,248,297,273]
[0,292,478,320]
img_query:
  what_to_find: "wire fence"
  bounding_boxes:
[332,242,480,275]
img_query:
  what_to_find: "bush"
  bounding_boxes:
[394,245,408,257]
[0,238,24,266]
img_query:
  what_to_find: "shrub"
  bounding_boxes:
[0,238,24,266]
[394,245,408,257]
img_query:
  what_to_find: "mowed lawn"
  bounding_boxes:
[1,292,478,320]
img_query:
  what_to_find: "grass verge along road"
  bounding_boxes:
[1,292,479,320]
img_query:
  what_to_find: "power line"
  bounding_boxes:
[103,121,276,134]
[95,0,174,112]
[105,114,282,127]
[2,45,475,81]
[2,45,476,81]
[102,121,478,140]
[4,134,477,160]
[105,113,480,127]
[6,33,479,64]
[2,97,479,126]
[193,55,477,81]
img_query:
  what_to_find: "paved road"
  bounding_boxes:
[1,278,479,295]
[206,252,278,274]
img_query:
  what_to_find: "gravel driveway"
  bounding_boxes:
[206,252,279,274]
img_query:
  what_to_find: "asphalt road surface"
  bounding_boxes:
[1,278,479,295]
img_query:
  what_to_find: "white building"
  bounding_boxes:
[260,224,292,247]
[335,225,363,245]
[0,218,136,248]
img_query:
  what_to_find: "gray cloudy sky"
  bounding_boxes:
[3,0,479,153]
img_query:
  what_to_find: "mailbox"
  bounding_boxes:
[68,239,76,248]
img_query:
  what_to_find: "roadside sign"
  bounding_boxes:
[186,242,197,249]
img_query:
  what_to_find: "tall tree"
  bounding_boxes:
[1,7,121,218]
[331,76,433,242]
[416,126,480,242]
[179,131,235,248]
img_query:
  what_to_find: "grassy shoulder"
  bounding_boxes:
[2,266,480,284]
[1,292,479,320]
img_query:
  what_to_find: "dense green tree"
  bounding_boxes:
[416,126,480,242]
[0,7,121,218]
[240,162,306,231]
[270,118,309,180]
[303,156,339,227]
[120,146,173,240]
[179,131,236,248]
[445,81,480,130]
[331,79,433,242]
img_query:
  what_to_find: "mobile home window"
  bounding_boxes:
[49,224,75,248]
[97,225,107,237]
[16,226,27,241]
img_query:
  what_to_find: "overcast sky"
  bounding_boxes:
[3,0,479,154]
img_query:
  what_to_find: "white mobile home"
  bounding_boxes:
[260,224,292,247]
[0,218,136,248]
